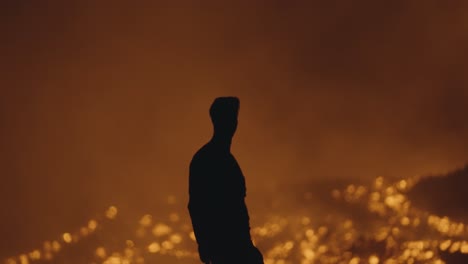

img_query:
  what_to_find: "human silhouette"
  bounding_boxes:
[188,97,264,264]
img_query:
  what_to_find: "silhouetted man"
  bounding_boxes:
[188,97,264,264]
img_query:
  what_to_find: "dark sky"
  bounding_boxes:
[1,1,468,257]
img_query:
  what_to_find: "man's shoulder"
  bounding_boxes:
[190,143,215,165]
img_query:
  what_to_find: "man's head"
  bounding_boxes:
[209,96,240,139]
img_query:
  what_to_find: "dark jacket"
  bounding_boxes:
[188,141,252,258]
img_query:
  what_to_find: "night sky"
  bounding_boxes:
[1,1,468,259]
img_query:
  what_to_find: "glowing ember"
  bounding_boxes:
[3,174,468,263]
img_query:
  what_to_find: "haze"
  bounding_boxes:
[1,1,467,258]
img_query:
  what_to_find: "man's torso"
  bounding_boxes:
[188,142,251,242]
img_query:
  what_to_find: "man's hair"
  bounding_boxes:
[209,97,240,124]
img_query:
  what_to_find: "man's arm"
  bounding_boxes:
[188,158,218,261]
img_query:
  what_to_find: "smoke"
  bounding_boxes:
[1,0,468,258]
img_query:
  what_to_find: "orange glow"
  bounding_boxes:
[105,206,118,220]
[62,233,72,244]
[2,3,468,264]
[5,174,468,263]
